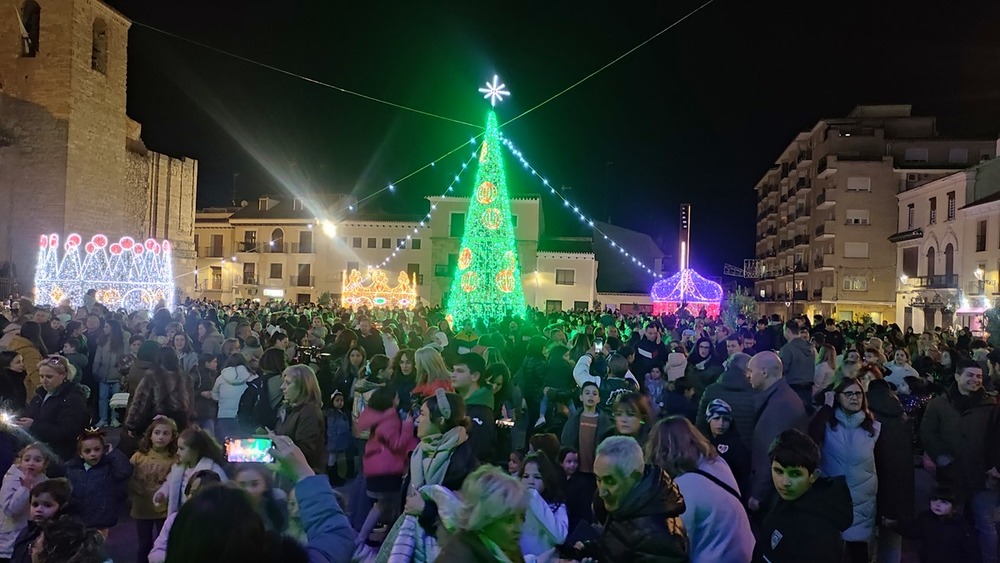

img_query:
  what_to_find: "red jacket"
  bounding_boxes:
[356,407,417,477]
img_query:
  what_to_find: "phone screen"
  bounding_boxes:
[593,338,604,352]
[226,438,274,463]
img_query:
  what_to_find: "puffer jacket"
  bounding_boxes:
[697,363,758,449]
[779,337,816,388]
[22,380,91,462]
[922,386,997,497]
[212,365,255,419]
[93,340,125,383]
[0,466,46,558]
[814,406,881,542]
[355,407,416,478]
[592,465,688,562]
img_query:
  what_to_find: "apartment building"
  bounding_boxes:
[754,105,995,323]
[192,194,662,310]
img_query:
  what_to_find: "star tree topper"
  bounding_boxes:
[478,75,510,107]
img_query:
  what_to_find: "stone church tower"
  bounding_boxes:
[0,0,197,300]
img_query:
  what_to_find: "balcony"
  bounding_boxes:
[766,205,777,217]
[780,193,789,204]
[967,280,986,295]
[817,155,837,178]
[821,287,838,301]
[812,288,823,299]
[813,253,835,270]
[197,246,225,258]
[289,275,315,287]
[756,212,767,221]
[796,177,812,192]
[817,190,836,210]
[796,151,813,167]
[911,274,959,289]
[240,277,260,285]
[794,234,810,247]
[815,220,836,240]
[795,209,809,222]
[238,241,289,253]
[779,239,794,251]
[793,290,808,301]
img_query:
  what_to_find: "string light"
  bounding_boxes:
[500,135,662,278]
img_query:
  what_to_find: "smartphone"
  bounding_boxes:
[226,437,274,463]
[593,337,604,352]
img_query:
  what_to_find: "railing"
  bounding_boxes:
[815,224,825,237]
[812,289,823,299]
[289,275,315,287]
[794,234,810,246]
[241,277,260,285]
[793,290,808,301]
[911,274,958,289]
[238,241,288,253]
[779,240,794,251]
[967,280,986,295]
[289,242,315,254]
[818,156,828,174]
[197,246,225,258]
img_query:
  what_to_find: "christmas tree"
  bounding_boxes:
[446,80,526,326]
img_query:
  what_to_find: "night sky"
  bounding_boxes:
[105,0,1000,280]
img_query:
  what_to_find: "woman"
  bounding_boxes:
[611,392,653,447]
[125,348,193,440]
[332,345,365,408]
[686,337,723,395]
[645,417,754,563]
[517,336,549,435]
[378,390,478,563]
[436,465,528,562]
[277,365,326,475]
[212,353,256,442]
[568,334,592,363]
[7,322,46,394]
[808,378,881,563]
[18,355,90,462]
[884,349,919,393]
[93,319,126,427]
[173,333,199,374]
[196,320,224,357]
[258,348,289,426]
[540,344,576,431]
[814,343,837,396]
[0,352,27,411]
[388,348,417,414]
[412,344,453,398]
[190,353,219,435]
[27,515,106,563]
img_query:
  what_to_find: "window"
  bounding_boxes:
[406,263,420,284]
[926,247,936,277]
[907,204,914,229]
[511,215,519,227]
[210,235,223,257]
[902,247,918,278]
[904,148,929,163]
[352,237,361,248]
[210,266,222,290]
[347,261,359,273]
[270,228,284,252]
[574,301,589,311]
[397,239,406,249]
[381,238,391,249]
[844,242,869,258]
[845,209,870,225]
[243,230,257,251]
[258,197,269,211]
[91,19,107,74]
[269,264,282,279]
[947,191,956,220]
[411,239,422,250]
[447,254,458,276]
[545,300,563,314]
[298,231,313,253]
[977,220,987,252]
[295,264,311,286]
[555,269,575,285]
[929,198,937,225]
[367,238,376,249]
[842,276,868,291]
[340,236,347,246]
[449,213,465,238]
[242,263,256,284]
[292,198,303,211]
[846,177,871,192]
[948,148,969,165]
[20,1,40,57]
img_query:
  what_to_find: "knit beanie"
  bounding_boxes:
[706,398,733,421]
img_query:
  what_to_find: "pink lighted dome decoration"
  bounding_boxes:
[650,268,723,317]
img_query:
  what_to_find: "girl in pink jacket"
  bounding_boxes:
[354,386,417,547]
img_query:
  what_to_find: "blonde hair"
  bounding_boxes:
[282,364,322,408]
[455,465,527,532]
[414,345,451,387]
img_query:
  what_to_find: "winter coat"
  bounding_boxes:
[176,350,198,374]
[697,363,758,449]
[128,449,175,520]
[884,361,919,393]
[212,365,256,419]
[898,511,980,563]
[65,448,133,529]
[464,387,496,463]
[5,336,41,395]
[189,366,218,422]
[673,457,754,563]
[277,402,326,475]
[814,362,835,396]
[358,330,386,358]
[0,369,26,412]
[437,529,526,563]
[592,465,688,563]
[709,428,751,499]
[750,378,806,505]
[779,338,816,388]
[921,386,997,498]
[598,376,638,415]
[325,408,351,454]
[752,476,853,563]
[350,378,381,440]
[520,355,548,408]
[155,457,228,516]
[200,331,225,357]
[632,337,669,382]
[867,380,915,523]
[560,410,613,453]
[10,520,41,563]
[0,466,46,558]
[125,359,154,398]
[519,488,568,560]
[93,340,126,383]
[22,380,91,462]
[124,371,193,438]
[355,407,416,478]
[813,407,881,542]
[62,352,88,382]
[685,359,724,397]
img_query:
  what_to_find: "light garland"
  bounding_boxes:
[34,233,175,310]
[499,135,662,278]
[650,268,723,316]
[340,269,417,309]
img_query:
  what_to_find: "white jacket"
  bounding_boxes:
[0,466,47,558]
[212,365,256,419]
[673,457,754,563]
[519,488,568,562]
[154,457,228,517]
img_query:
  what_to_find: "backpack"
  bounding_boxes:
[237,374,277,433]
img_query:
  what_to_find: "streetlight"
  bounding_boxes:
[975,267,984,281]
[899,274,908,285]
[322,221,336,238]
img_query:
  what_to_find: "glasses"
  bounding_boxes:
[840,391,863,398]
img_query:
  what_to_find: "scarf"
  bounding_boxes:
[834,408,866,429]
[409,426,468,491]
[478,533,518,563]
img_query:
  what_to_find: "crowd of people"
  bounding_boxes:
[0,293,997,562]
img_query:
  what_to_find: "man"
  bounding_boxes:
[713,325,732,362]
[778,319,817,410]
[723,333,743,367]
[632,322,668,383]
[697,353,756,449]
[356,317,385,357]
[451,352,495,463]
[921,359,1000,563]
[753,429,853,563]
[822,318,845,355]
[746,351,806,515]
[586,436,688,561]
[34,307,59,355]
[739,329,759,356]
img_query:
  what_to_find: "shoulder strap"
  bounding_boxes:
[692,468,741,502]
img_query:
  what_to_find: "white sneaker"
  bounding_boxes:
[534,415,546,428]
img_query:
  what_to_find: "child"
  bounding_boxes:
[233,464,288,532]
[325,390,351,486]
[508,450,525,476]
[895,486,978,563]
[354,386,416,546]
[518,452,568,561]
[65,428,133,532]
[9,478,72,563]
[148,469,224,563]
[661,377,698,423]
[703,399,750,498]
[212,353,256,442]
[61,337,88,383]
[559,382,612,478]
[754,429,853,563]
[153,426,228,517]
[644,364,667,417]
[0,443,52,559]
[129,416,178,563]
[558,446,594,534]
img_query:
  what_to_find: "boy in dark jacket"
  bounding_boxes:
[65,430,133,530]
[704,399,751,498]
[61,338,88,383]
[895,486,979,563]
[754,429,853,563]
[11,479,73,563]
[452,353,494,463]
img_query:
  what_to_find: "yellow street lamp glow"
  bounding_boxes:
[322,221,336,238]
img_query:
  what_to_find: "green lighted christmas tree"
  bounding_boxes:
[446,76,526,326]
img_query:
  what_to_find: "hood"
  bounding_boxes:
[221,365,255,385]
[613,465,685,520]
[718,364,753,391]
[786,476,853,532]
[465,386,495,408]
[866,380,903,418]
